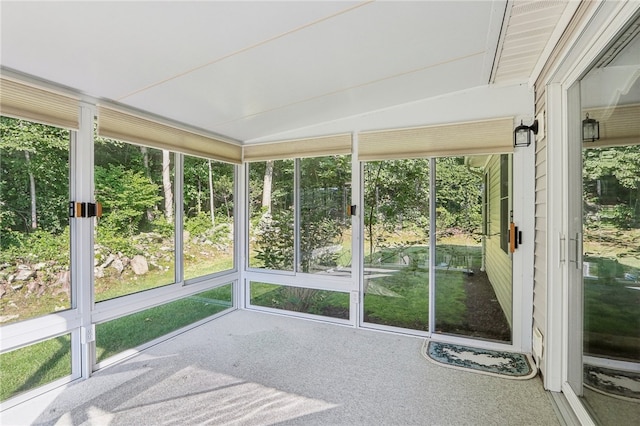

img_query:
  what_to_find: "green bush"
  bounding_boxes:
[0,227,69,266]
[185,212,214,237]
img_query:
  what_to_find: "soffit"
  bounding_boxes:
[492,0,571,84]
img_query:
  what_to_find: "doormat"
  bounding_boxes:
[584,364,640,401]
[421,340,537,380]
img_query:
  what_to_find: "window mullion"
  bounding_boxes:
[294,158,301,272]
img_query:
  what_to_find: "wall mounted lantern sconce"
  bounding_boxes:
[582,113,600,142]
[513,119,538,147]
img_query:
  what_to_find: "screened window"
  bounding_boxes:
[0,116,71,324]
[183,156,234,280]
[94,140,175,301]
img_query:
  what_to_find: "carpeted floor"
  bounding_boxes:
[1,310,560,425]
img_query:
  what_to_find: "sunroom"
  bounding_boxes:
[1,1,639,425]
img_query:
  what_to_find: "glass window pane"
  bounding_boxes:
[248,160,294,271]
[183,156,234,280]
[94,140,175,302]
[0,334,72,402]
[250,282,349,320]
[362,159,430,330]
[95,284,232,362]
[0,117,71,324]
[583,145,640,361]
[435,156,511,342]
[299,155,351,274]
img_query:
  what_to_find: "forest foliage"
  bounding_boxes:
[2,116,638,276]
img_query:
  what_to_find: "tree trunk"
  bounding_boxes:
[25,151,37,230]
[197,177,202,215]
[262,160,274,214]
[140,146,154,221]
[208,159,215,226]
[162,150,173,221]
[140,147,151,177]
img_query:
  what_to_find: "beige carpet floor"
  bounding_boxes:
[2,310,560,425]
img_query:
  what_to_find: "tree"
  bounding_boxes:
[162,150,173,221]
[0,117,69,236]
[262,160,274,214]
[583,146,640,228]
[94,165,161,235]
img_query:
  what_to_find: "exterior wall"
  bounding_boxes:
[532,0,597,384]
[484,155,513,327]
[533,87,547,376]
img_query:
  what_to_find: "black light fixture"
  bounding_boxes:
[582,113,600,142]
[513,119,538,147]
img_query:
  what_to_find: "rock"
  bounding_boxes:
[0,284,5,298]
[55,271,70,287]
[0,314,19,323]
[94,266,104,278]
[11,284,23,291]
[52,271,70,297]
[17,264,30,270]
[26,281,40,294]
[111,258,124,274]
[160,246,172,252]
[130,255,149,275]
[183,230,190,241]
[14,268,36,281]
[34,262,47,270]
[100,253,116,269]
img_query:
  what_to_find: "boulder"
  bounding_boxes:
[14,268,36,281]
[100,253,116,269]
[130,255,149,275]
[94,266,104,278]
[111,258,125,274]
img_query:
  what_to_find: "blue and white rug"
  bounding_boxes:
[584,364,640,401]
[422,340,537,380]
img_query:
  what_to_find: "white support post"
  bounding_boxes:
[237,163,247,309]
[428,158,436,334]
[174,153,184,284]
[73,102,96,380]
[351,132,361,327]
[511,121,535,353]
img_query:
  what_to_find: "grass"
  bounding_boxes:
[0,285,232,402]
[94,251,233,302]
[96,284,233,362]
[250,282,349,319]
[0,334,72,402]
[583,257,640,361]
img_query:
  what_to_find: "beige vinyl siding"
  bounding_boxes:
[484,155,513,327]
[530,0,595,381]
[533,86,548,376]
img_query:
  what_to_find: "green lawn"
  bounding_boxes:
[0,285,233,402]
[0,334,71,402]
[583,257,640,361]
[96,285,233,362]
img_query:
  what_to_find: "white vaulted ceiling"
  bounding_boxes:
[0,1,571,144]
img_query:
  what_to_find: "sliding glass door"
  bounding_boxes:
[567,19,640,424]
[361,156,512,342]
[362,159,431,331]
[434,156,511,342]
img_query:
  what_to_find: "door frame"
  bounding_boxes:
[543,2,639,424]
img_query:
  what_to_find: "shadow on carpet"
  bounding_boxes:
[421,340,537,380]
